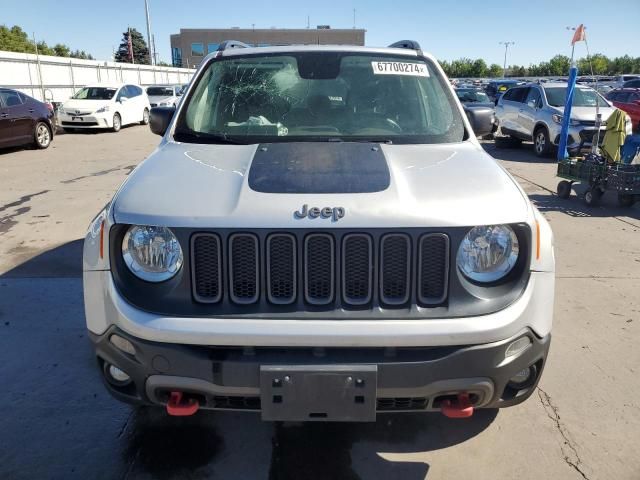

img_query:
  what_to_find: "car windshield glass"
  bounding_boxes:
[456,89,490,103]
[176,53,465,144]
[147,87,175,96]
[544,87,609,107]
[72,87,117,100]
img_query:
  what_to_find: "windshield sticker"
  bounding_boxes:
[371,61,429,77]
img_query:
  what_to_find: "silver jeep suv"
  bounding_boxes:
[83,40,554,422]
[495,82,630,157]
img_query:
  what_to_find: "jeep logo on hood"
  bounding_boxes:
[294,205,345,222]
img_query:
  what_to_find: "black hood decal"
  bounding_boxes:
[248,142,391,194]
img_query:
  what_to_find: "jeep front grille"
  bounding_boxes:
[191,231,450,308]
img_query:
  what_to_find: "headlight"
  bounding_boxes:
[551,114,579,126]
[159,101,174,107]
[457,225,519,283]
[95,105,110,113]
[58,107,65,114]
[122,225,183,282]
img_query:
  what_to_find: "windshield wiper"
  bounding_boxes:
[174,129,247,145]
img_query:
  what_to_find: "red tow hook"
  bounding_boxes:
[166,391,200,416]
[440,393,474,418]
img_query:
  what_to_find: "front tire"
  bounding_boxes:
[34,122,51,149]
[533,127,551,157]
[112,113,121,132]
[141,108,149,125]
[584,187,602,207]
[557,180,572,199]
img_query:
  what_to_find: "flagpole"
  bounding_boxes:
[557,25,583,161]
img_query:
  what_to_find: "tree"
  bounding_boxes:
[548,55,570,76]
[471,59,488,77]
[0,24,93,59]
[488,64,503,77]
[114,28,149,64]
[53,43,70,57]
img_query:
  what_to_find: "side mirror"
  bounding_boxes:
[465,106,494,138]
[120,97,129,103]
[149,106,175,136]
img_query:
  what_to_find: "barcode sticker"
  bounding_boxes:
[371,61,429,77]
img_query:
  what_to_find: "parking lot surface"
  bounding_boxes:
[0,127,639,480]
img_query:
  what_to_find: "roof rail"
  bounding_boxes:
[388,40,421,51]
[216,40,250,52]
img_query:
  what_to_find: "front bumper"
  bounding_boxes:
[91,326,550,416]
[59,113,111,128]
[551,124,606,150]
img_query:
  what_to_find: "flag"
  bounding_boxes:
[127,27,134,63]
[571,24,586,45]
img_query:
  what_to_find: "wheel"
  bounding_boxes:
[557,180,572,199]
[141,108,150,125]
[533,127,551,157]
[584,187,602,207]
[617,193,635,207]
[34,122,51,149]
[112,113,121,132]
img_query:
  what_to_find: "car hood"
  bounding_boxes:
[112,141,530,228]
[148,95,175,104]
[552,105,617,121]
[62,99,110,113]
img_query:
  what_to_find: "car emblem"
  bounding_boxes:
[294,204,345,222]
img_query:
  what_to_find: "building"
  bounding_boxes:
[170,27,366,68]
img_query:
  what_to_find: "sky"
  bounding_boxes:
[2,0,639,66]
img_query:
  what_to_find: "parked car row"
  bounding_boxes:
[0,88,55,150]
[493,82,632,157]
[0,83,187,151]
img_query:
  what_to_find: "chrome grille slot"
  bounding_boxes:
[418,233,449,305]
[191,233,222,303]
[304,234,335,305]
[267,234,296,304]
[342,234,373,305]
[380,234,411,305]
[229,233,259,304]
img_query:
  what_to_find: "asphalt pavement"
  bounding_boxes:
[0,127,638,480]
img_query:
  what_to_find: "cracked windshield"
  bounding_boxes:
[179,53,464,143]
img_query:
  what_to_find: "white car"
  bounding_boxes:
[83,41,554,422]
[59,83,150,132]
[146,85,182,108]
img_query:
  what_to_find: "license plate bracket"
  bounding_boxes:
[260,365,377,422]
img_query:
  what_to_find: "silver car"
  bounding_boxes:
[83,41,555,422]
[495,82,631,157]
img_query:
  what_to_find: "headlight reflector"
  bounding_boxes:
[95,105,110,113]
[457,225,519,283]
[122,225,183,282]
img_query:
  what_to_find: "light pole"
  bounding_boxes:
[499,41,515,77]
[144,0,154,65]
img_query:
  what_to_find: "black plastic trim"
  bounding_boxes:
[342,233,373,306]
[379,233,411,306]
[190,233,223,304]
[266,233,297,305]
[418,233,450,305]
[109,224,532,319]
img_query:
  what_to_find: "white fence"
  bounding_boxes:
[0,50,195,102]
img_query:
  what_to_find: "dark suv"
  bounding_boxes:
[0,88,54,150]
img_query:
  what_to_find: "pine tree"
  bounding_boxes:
[114,28,149,64]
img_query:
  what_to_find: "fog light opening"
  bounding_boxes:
[103,362,132,387]
[507,364,537,390]
[110,334,136,355]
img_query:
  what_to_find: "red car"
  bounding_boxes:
[0,88,55,150]
[606,88,640,132]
